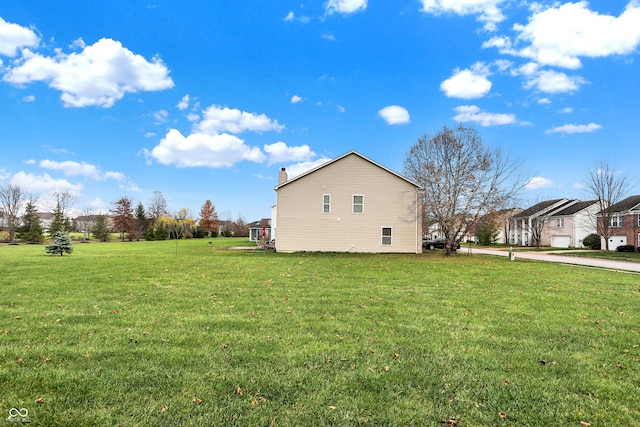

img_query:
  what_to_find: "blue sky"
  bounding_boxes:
[1,1,639,222]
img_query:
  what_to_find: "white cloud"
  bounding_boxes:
[11,171,83,196]
[545,123,602,135]
[488,1,640,69]
[453,105,516,126]
[153,109,169,124]
[440,63,492,99]
[39,159,127,181]
[264,141,316,165]
[284,158,332,179]
[177,94,190,110]
[419,0,506,30]
[291,95,303,104]
[515,63,586,94]
[378,105,410,125]
[3,38,174,107]
[337,105,346,113]
[284,11,310,23]
[526,176,554,190]
[326,0,367,14]
[23,94,35,102]
[0,17,39,57]
[558,107,573,114]
[195,105,285,135]
[149,129,266,168]
[537,97,551,105]
[284,11,295,21]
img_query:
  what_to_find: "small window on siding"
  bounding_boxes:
[323,194,331,213]
[556,218,564,228]
[353,195,364,214]
[381,227,392,245]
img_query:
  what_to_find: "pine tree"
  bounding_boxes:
[49,201,70,237]
[135,202,149,240]
[92,215,111,242]
[45,231,73,256]
[18,198,44,244]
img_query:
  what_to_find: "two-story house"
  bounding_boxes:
[272,151,423,253]
[599,195,640,250]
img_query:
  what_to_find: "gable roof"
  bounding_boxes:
[274,150,422,191]
[513,199,574,218]
[608,195,640,213]
[550,200,599,217]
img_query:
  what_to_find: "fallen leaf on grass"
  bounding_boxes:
[161,406,168,412]
[237,387,243,396]
[499,412,507,419]
[251,399,258,407]
[36,398,45,404]
[580,422,590,427]
[503,380,510,386]
[193,398,203,404]
[328,405,337,410]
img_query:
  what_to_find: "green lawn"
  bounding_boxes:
[1,239,639,426]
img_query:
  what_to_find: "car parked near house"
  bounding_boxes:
[422,239,460,250]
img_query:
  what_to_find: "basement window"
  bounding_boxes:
[381,227,392,246]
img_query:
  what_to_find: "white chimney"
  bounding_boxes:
[278,167,288,185]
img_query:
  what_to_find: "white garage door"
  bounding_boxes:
[606,236,627,250]
[551,235,571,248]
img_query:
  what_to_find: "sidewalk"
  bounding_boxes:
[470,248,640,273]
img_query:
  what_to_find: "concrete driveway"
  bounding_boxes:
[469,248,640,273]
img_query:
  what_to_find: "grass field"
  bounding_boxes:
[1,239,639,426]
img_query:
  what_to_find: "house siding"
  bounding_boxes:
[275,153,421,253]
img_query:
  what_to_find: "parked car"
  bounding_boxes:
[422,239,460,250]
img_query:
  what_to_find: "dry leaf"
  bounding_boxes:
[161,406,168,412]
[237,386,243,396]
[393,353,400,359]
[36,398,45,404]
[328,405,337,410]
[580,422,591,427]
[499,412,507,419]
[17,358,23,364]
[251,399,258,407]
[384,366,390,372]
[503,380,510,386]
[193,398,203,404]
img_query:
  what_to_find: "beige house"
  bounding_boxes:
[272,151,423,253]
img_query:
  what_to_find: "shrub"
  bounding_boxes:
[616,245,636,253]
[582,233,601,250]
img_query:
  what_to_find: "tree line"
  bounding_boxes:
[0,188,249,244]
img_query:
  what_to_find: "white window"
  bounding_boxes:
[610,216,623,227]
[637,215,640,227]
[323,194,331,213]
[353,195,364,214]
[556,218,564,228]
[381,227,392,245]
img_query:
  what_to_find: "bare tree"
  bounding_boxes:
[147,191,168,224]
[404,125,527,254]
[77,207,97,241]
[0,184,26,244]
[584,161,631,251]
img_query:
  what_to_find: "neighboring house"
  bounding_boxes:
[272,151,423,253]
[510,199,577,246]
[248,218,272,243]
[545,200,599,248]
[599,195,640,250]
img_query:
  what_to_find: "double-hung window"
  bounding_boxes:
[352,195,364,214]
[610,216,623,227]
[556,218,564,228]
[381,227,392,246]
[322,194,331,213]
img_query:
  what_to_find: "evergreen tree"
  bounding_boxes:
[92,215,111,242]
[18,198,44,244]
[49,201,70,236]
[135,202,149,240]
[45,231,73,256]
